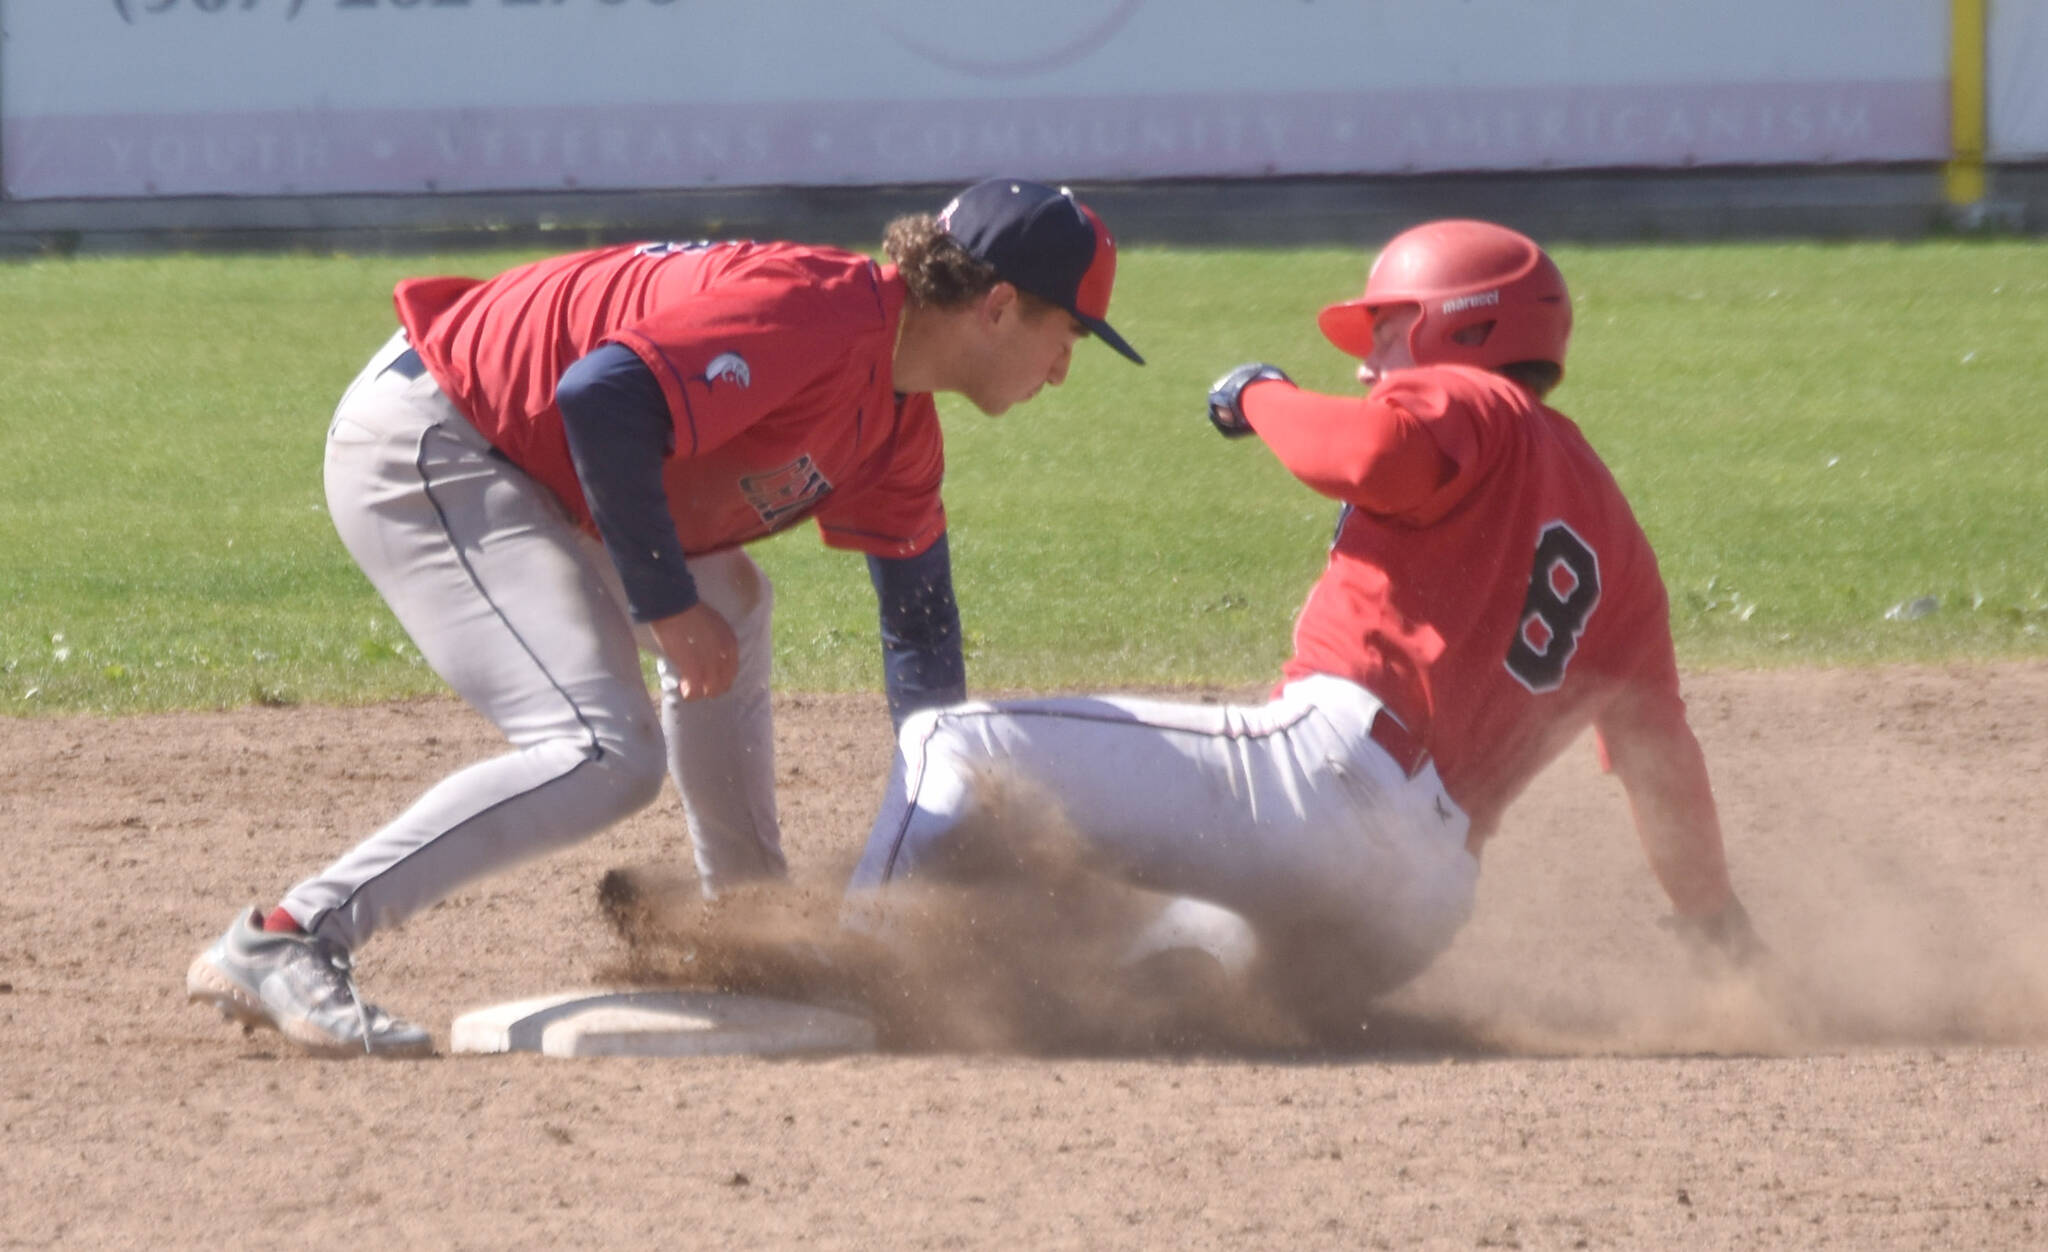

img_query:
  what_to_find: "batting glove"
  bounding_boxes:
[1207,363,1291,439]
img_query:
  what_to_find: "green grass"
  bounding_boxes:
[2,240,2044,714]
[1565,241,2048,663]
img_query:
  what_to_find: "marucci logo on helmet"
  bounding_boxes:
[1441,291,1501,314]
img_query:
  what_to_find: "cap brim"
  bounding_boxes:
[1078,313,1144,365]
[1317,299,1376,358]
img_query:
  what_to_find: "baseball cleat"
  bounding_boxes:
[186,908,433,1059]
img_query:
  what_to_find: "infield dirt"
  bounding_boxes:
[3,663,2045,1249]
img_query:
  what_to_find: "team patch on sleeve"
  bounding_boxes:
[703,353,752,389]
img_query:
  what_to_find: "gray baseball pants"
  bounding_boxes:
[281,332,783,952]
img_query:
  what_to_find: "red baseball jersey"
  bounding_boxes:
[1246,364,1726,907]
[393,240,946,560]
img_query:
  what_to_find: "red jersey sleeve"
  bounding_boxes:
[393,275,485,335]
[813,392,948,559]
[1240,375,1469,519]
[605,281,855,462]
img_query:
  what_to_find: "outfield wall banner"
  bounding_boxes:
[3,0,1952,200]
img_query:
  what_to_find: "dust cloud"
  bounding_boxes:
[597,764,2048,1059]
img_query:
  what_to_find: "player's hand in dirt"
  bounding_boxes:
[1664,895,1771,979]
[1206,362,1291,439]
[652,601,739,700]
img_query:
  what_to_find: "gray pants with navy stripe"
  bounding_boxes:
[282,331,782,952]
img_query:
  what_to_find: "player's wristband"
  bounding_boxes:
[1207,362,1291,438]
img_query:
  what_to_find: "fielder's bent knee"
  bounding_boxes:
[584,716,668,820]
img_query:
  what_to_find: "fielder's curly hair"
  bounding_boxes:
[884,214,999,308]
[884,213,1057,317]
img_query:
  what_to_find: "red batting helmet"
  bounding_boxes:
[1318,219,1572,377]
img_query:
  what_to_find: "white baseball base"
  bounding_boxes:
[450,989,877,1058]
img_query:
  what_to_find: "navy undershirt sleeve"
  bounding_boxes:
[557,343,699,623]
[868,534,966,726]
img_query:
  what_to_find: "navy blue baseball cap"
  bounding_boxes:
[937,178,1143,365]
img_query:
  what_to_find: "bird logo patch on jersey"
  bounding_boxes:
[703,353,752,389]
[740,455,833,528]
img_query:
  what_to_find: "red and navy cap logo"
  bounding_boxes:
[938,179,1142,365]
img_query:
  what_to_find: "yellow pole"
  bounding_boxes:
[1946,0,1987,205]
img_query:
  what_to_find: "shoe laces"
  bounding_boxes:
[309,937,378,1056]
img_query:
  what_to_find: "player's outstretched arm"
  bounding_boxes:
[868,535,966,727]
[1206,362,1293,438]
[1602,698,1772,976]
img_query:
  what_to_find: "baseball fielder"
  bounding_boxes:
[849,220,1763,1030]
[187,179,1142,1056]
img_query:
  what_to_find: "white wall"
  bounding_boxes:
[1992,0,2048,158]
[0,0,1974,200]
